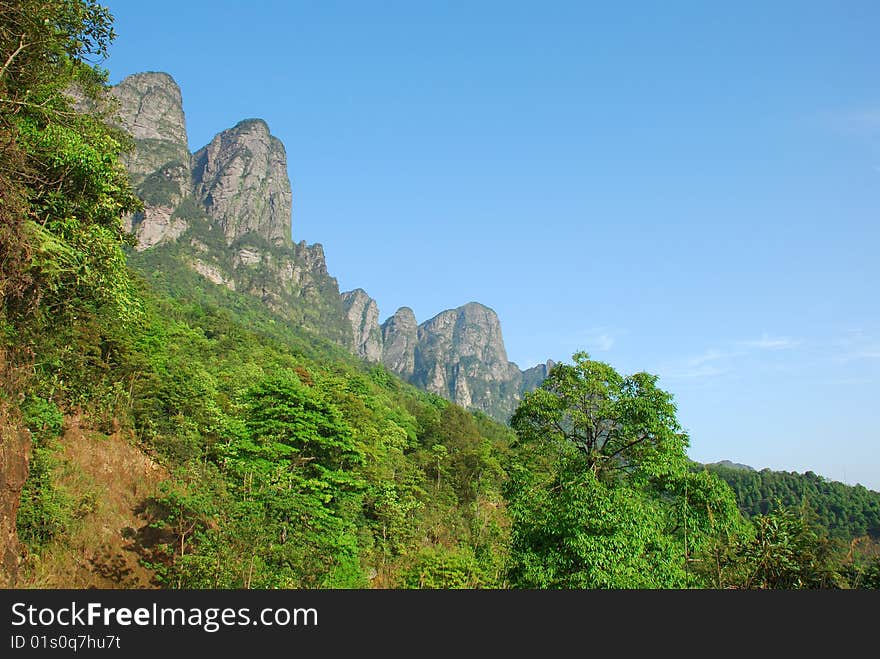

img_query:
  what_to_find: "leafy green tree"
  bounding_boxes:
[511,352,688,483]
[506,352,741,588]
[506,447,687,588]
[1,0,140,328]
[720,504,846,589]
[219,370,367,587]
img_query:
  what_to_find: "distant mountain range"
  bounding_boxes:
[109,72,549,420]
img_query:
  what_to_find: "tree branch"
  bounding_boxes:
[0,34,27,80]
[605,432,650,460]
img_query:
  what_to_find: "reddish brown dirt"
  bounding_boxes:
[21,415,168,588]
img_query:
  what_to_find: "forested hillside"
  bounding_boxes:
[705,463,880,540]
[18,264,515,587]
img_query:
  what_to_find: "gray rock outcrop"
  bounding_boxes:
[192,119,292,245]
[521,360,555,392]
[341,289,383,362]
[111,72,190,184]
[113,72,352,346]
[377,302,548,420]
[111,70,548,420]
[381,307,419,378]
[410,302,523,417]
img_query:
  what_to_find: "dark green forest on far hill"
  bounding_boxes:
[1,1,878,590]
[704,463,880,541]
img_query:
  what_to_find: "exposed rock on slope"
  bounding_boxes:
[0,402,30,587]
[381,307,419,378]
[113,72,352,346]
[376,301,549,420]
[192,119,292,245]
[411,303,535,419]
[112,73,192,251]
[413,302,519,406]
[341,289,383,362]
[522,360,555,392]
[18,416,167,588]
[113,70,547,419]
[111,72,190,185]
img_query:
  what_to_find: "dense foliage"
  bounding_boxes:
[506,353,744,588]
[705,463,880,540]
[0,0,140,329]
[4,1,878,590]
[65,266,513,588]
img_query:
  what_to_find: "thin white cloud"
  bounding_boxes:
[662,334,802,381]
[738,334,801,350]
[579,327,622,353]
[591,333,615,352]
[686,348,733,366]
[830,330,880,363]
[664,364,727,380]
[660,348,736,381]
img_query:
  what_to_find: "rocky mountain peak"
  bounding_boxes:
[111,70,548,420]
[111,72,189,181]
[413,302,520,412]
[112,72,186,142]
[418,302,511,369]
[521,359,555,392]
[341,289,382,363]
[113,72,351,345]
[191,118,292,245]
[381,307,419,378]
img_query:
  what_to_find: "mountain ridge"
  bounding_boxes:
[112,70,549,420]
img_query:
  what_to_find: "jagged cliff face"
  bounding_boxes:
[111,72,190,184]
[112,73,192,250]
[407,303,539,420]
[381,307,419,377]
[192,119,292,245]
[417,303,516,381]
[348,295,548,420]
[413,302,520,409]
[113,72,351,346]
[113,70,545,419]
[341,289,383,363]
[522,360,555,392]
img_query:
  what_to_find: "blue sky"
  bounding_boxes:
[102,1,879,489]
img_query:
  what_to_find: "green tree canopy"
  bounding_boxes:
[511,351,689,482]
[1,0,140,327]
[506,352,742,588]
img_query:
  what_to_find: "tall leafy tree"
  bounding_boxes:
[511,352,688,483]
[506,352,741,588]
[217,370,367,587]
[1,0,140,330]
